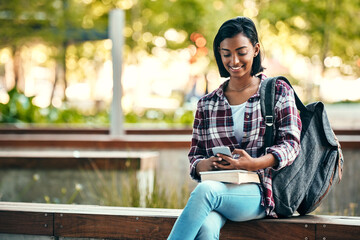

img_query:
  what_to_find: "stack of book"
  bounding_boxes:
[200,170,260,184]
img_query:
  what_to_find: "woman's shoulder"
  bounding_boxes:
[273,77,294,97]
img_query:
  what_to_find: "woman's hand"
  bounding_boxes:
[214,149,278,171]
[195,156,225,175]
[213,149,258,171]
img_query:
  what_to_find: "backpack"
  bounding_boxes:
[260,76,344,217]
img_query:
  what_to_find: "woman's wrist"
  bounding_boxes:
[255,153,277,170]
[195,159,204,175]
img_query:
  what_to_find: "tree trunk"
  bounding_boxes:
[12,46,22,91]
[50,41,67,105]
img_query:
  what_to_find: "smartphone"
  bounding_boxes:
[212,146,232,157]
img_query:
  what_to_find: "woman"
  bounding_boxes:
[168,16,302,239]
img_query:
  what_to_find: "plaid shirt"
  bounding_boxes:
[188,74,302,217]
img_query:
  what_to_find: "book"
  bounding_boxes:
[200,170,260,184]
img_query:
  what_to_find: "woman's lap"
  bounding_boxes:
[194,181,265,221]
[168,181,265,240]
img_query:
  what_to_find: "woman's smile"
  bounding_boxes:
[229,65,244,71]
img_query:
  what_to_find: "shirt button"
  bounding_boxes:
[246,115,250,119]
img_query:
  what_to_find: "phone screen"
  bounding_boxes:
[212,146,232,156]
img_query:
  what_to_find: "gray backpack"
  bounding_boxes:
[260,76,344,217]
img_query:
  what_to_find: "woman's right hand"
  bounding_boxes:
[195,156,223,175]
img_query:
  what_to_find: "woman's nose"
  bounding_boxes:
[231,55,240,65]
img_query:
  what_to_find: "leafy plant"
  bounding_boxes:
[0,87,43,123]
[0,88,195,127]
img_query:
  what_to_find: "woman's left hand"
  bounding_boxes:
[214,149,259,171]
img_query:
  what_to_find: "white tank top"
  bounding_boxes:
[230,101,246,144]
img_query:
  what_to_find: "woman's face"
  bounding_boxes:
[219,33,259,80]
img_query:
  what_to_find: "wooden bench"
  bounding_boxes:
[0,150,158,170]
[0,127,358,135]
[0,134,192,149]
[0,150,159,208]
[0,133,358,149]
[0,202,359,239]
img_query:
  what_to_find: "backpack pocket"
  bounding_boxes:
[297,148,339,215]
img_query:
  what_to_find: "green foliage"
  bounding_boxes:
[0,88,110,125]
[333,99,360,104]
[258,0,360,74]
[0,88,194,126]
[3,169,191,209]
[145,175,190,209]
[0,87,42,123]
[128,109,194,126]
[76,169,191,209]
[0,0,59,47]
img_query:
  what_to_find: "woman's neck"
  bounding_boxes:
[227,75,258,92]
[225,75,260,105]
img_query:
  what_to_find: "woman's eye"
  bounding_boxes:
[238,52,247,56]
[223,54,231,57]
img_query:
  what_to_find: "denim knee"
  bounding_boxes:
[191,181,223,203]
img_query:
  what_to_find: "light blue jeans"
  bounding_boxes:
[168,181,266,240]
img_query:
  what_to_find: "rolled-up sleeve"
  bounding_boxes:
[188,102,207,180]
[266,80,302,170]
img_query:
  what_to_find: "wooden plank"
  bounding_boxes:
[0,157,142,170]
[0,150,158,170]
[0,134,191,149]
[221,221,315,240]
[0,202,182,217]
[0,127,193,135]
[0,127,354,135]
[316,223,360,240]
[0,211,53,236]
[0,127,109,135]
[0,133,358,149]
[54,213,176,239]
[0,150,158,159]
[1,202,360,239]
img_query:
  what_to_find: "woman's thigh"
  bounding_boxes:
[207,182,266,222]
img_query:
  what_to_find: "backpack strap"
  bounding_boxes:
[260,76,305,149]
[260,77,277,149]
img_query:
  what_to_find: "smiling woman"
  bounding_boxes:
[167,16,302,240]
[213,17,264,79]
[218,33,261,105]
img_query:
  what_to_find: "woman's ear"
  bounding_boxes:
[254,43,260,57]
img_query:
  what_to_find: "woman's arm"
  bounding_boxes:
[212,149,278,171]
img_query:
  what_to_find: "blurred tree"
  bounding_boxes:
[0,0,57,88]
[257,0,360,76]
[0,0,245,107]
[2,0,358,109]
[0,0,109,99]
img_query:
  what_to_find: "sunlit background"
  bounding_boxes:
[0,0,359,127]
[0,0,359,218]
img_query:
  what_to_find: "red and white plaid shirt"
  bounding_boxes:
[188,74,302,217]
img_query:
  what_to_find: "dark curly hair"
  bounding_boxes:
[213,16,265,77]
